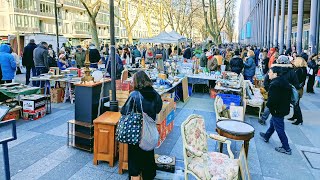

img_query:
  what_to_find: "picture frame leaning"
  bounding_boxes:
[239,145,251,180]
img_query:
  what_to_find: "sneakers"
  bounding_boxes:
[259,132,269,142]
[258,118,266,125]
[275,147,292,155]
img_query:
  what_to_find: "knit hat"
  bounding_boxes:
[276,55,290,64]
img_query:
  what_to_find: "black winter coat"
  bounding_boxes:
[267,76,291,117]
[183,48,192,59]
[121,87,163,121]
[89,49,101,63]
[264,64,299,90]
[230,56,244,74]
[307,60,317,76]
[22,43,37,67]
[294,67,307,90]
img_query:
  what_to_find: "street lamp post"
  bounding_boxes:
[109,0,118,112]
[54,0,59,54]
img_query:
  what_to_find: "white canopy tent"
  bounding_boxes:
[139,31,187,44]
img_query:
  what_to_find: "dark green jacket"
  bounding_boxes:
[200,53,207,67]
[75,50,86,67]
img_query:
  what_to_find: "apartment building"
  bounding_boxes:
[0,0,160,49]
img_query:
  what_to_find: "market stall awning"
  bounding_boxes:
[139,31,186,44]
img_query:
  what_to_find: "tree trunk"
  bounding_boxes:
[90,18,100,49]
[127,31,133,44]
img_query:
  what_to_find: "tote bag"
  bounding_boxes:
[138,93,159,151]
[116,96,143,145]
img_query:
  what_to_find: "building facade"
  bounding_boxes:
[238,0,320,54]
[0,0,160,48]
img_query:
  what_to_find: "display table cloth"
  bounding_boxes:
[0,87,40,99]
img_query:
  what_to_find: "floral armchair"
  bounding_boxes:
[181,114,239,180]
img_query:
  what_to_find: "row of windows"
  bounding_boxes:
[10,14,39,28]
[40,2,54,15]
[12,0,37,11]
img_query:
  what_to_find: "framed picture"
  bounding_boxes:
[229,105,244,121]
[239,145,251,180]
[0,120,17,144]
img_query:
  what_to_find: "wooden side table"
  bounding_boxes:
[118,143,128,174]
[93,111,121,167]
[216,120,255,157]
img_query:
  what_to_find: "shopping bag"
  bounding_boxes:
[138,93,159,151]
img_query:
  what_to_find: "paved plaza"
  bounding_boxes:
[1,75,320,180]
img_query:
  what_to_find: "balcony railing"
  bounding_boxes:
[13,8,37,15]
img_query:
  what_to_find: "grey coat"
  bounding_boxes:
[33,44,49,69]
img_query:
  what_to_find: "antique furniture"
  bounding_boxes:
[216,120,255,157]
[118,143,128,174]
[181,114,239,180]
[93,111,121,167]
[243,80,264,119]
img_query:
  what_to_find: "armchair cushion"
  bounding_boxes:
[188,152,239,180]
[184,116,208,154]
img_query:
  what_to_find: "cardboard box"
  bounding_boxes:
[23,106,46,120]
[156,102,169,124]
[3,106,22,121]
[51,88,65,103]
[166,110,174,126]
[162,97,174,113]
[21,95,46,111]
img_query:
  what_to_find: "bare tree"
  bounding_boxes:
[115,0,142,44]
[224,0,236,42]
[80,0,102,48]
[202,0,233,44]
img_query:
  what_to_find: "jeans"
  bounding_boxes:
[244,76,254,83]
[265,116,291,151]
[26,66,36,86]
[35,67,48,87]
[261,106,270,122]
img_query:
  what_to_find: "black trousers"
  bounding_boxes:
[307,75,315,93]
[292,98,303,121]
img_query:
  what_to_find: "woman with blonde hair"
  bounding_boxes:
[243,50,256,83]
[288,57,307,125]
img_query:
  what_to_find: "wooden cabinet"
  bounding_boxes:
[118,143,128,174]
[93,111,121,167]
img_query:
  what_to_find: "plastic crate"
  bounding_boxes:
[217,94,241,109]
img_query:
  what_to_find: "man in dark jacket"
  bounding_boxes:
[183,45,192,59]
[200,49,208,68]
[22,39,37,85]
[230,49,244,74]
[259,55,299,125]
[33,41,49,87]
[260,66,292,155]
[89,44,101,68]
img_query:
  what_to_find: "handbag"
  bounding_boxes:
[290,84,299,106]
[138,93,159,151]
[116,96,143,145]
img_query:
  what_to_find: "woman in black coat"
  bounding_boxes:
[121,71,163,180]
[306,54,317,93]
[288,57,307,125]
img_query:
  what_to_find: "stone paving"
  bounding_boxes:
[1,74,320,180]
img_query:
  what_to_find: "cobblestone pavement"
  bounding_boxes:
[1,74,320,180]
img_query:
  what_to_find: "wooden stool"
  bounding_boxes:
[93,111,121,167]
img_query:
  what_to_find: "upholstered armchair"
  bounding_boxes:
[181,114,239,180]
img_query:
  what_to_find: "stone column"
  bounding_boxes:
[309,0,319,54]
[286,0,293,50]
[267,0,272,48]
[296,0,304,54]
[274,0,280,47]
[263,0,268,47]
[279,0,285,54]
[270,0,275,47]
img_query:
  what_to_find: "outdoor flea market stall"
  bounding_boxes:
[0,32,254,179]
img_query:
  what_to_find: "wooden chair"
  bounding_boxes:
[243,80,264,119]
[181,114,239,180]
